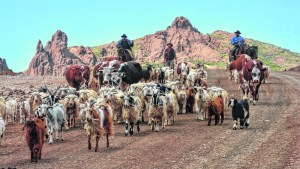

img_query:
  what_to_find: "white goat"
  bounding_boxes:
[19,100,31,124]
[0,117,5,146]
[5,99,18,125]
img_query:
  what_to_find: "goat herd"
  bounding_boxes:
[0,54,271,163]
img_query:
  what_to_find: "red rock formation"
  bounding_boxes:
[95,16,224,64]
[25,30,97,76]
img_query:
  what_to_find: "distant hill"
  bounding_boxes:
[25,16,300,75]
[91,16,300,70]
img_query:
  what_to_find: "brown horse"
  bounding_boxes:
[117,48,134,62]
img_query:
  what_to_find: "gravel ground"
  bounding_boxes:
[0,70,299,169]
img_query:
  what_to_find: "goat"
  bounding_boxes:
[228,98,250,130]
[0,98,6,121]
[64,94,79,128]
[207,97,224,126]
[158,68,165,84]
[106,89,124,123]
[148,88,167,132]
[165,69,175,81]
[165,91,178,125]
[23,118,45,162]
[36,103,66,144]
[0,117,5,146]
[20,100,31,124]
[177,88,187,114]
[86,100,114,151]
[5,99,18,125]
[195,87,210,120]
[79,102,90,129]
[121,94,143,136]
[142,65,153,82]
[78,89,98,103]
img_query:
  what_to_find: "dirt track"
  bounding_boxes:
[1,70,300,169]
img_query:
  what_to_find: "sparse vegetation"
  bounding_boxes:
[89,31,300,71]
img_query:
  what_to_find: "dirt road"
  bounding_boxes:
[1,70,299,169]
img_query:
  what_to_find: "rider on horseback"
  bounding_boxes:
[230,30,245,61]
[117,34,133,51]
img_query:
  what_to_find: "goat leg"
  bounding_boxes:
[34,149,38,162]
[31,151,34,162]
[106,133,109,148]
[207,115,212,126]
[95,135,99,152]
[136,121,140,132]
[129,122,134,135]
[125,121,129,136]
[221,113,224,124]
[39,149,42,160]
[88,135,92,150]
[61,125,64,141]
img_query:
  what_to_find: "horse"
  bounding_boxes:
[117,48,135,62]
[229,43,249,62]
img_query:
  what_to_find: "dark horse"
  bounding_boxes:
[117,48,135,62]
[229,43,258,62]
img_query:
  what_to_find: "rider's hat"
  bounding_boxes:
[234,30,241,34]
[167,43,173,46]
[121,34,127,38]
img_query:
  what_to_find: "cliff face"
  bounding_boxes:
[0,58,9,71]
[25,30,97,76]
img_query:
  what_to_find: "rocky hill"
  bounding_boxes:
[25,30,97,76]
[91,16,300,70]
[0,57,17,76]
[25,16,300,75]
[0,58,9,71]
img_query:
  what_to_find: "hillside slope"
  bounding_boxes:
[92,17,300,70]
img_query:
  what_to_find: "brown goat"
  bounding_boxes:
[207,97,224,126]
[23,118,45,162]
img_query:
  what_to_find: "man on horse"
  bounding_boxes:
[230,30,245,61]
[117,34,133,51]
[116,34,134,62]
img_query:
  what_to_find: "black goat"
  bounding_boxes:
[228,98,249,130]
[142,65,152,82]
[158,68,165,84]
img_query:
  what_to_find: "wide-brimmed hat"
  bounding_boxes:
[121,34,127,38]
[167,43,173,46]
[234,30,241,34]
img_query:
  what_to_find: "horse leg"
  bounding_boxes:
[95,135,99,152]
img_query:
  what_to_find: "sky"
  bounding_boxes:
[0,0,299,72]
